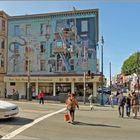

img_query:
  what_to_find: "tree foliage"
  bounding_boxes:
[121,52,140,75]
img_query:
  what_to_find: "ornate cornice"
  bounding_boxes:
[8,9,98,21]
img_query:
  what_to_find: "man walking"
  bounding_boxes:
[117,92,126,118]
[88,94,94,110]
[131,92,139,119]
[109,94,114,108]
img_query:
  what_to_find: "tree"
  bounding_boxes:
[121,52,140,75]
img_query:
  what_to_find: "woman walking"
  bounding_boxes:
[66,93,79,124]
[125,93,132,117]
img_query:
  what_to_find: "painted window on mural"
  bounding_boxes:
[25,59,28,71]
[40,42,46,53]
[81,20,88,32]
[14,25,20,36]
[70,59,74,71]
[14,43,19,54]
[56,41,62,48]
[26,24,31,36]
[40,60,46,71]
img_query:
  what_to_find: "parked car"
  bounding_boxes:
[0,100,19,119]
[97,88,111,95]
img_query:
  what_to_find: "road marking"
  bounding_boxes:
[1,107,66,139]
[22,109,53,113]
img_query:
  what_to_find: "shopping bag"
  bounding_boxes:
[64,112,69,122]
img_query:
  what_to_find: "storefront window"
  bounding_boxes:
[38,83,53,96]
[75,83,93,96]
[56,83,71,95]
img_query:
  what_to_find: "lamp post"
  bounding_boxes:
[101,36,104,105]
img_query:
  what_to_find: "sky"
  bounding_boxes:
[0,1,140,80]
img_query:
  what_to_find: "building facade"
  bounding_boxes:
[4,9,102,99]
[0,11,8,97]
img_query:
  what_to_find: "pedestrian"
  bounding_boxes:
[88,93,94,110]
[38,91,45,104]
[117,92,126,118]
[131,92,139,119]
[66,93,79,124]
[125,93,132,117]
[65,93,72,122]
[4,88,7,98]
[109,94,114,108]
[32,91,36,99]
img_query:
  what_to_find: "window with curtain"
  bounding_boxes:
[26,24,31,36]
[40,23,51,35]
[81,20,88,32]
[40,42,46,53]
[14,25,20,36]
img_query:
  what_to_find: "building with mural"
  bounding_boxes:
[4,9,102,99]
[0,11,8,97]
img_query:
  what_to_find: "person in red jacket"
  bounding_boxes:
[38,91,45,104]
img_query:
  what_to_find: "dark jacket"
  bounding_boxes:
[117,94,126,106]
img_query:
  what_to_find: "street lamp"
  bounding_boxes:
[101,36,104,106]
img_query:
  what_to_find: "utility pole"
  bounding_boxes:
[83,45,86,104]
[109,62,112,94]
[101,36,104,105]
[27,40,31,101]
[137,51,140,95]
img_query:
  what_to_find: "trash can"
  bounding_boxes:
[59,93,67,103]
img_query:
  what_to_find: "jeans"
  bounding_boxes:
[126,105,131,117]
[118,105,124,118]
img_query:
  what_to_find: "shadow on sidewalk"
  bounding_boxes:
[0,117,33,125]
[73,121,120,128]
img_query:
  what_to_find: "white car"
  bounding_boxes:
[0,100,19,119]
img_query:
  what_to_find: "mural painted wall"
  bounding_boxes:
[0,11,8,97]
[8,10,98,75]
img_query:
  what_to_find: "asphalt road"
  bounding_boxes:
[0,100,140,140]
